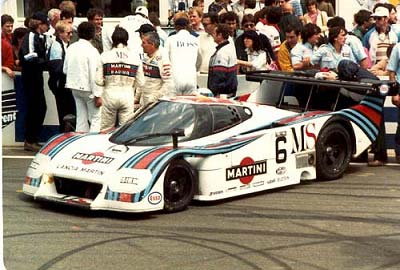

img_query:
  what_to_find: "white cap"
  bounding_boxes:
[371,6,389,17]
[135,6,149,18]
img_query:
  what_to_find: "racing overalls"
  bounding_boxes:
[135,48,175,107]
[96,44,145,130]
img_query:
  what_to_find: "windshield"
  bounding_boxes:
[110,100,252,146]
[111,101,196,145]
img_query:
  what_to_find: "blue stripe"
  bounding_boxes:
[360,100,382,112]
[342,108,379,134]
[362,95,385,106]
[108,136,260,203]
[120,147,159,169]
[134,192,141,203]
[48,135,85,158]
[142,138,258,197]
[335,111,376,141]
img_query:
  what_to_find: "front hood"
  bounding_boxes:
[46,133,150,180]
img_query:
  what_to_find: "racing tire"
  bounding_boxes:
[316,123,352,181]
[164,159,197,212]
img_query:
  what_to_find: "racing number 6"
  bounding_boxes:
[275,136,287,164]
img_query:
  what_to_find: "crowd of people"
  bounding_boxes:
[1,0,399,165]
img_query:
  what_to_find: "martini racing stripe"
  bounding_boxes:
[335,109,378,142]
[334,95,385,142]
[360,99,384,113]
[134,147,173,169]
[351,104,381,127]
[145,135,262,173]
[105,135,261,203]
[119,147,169,169]
[25,176,41,187]
[141,136,261,202]
[40,133,77,156]
[47,134,88,158]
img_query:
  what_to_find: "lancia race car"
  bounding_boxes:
[23,71,398,213]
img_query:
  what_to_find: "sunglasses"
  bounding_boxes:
[373,16,385,21]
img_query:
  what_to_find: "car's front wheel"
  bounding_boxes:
[164,159,197,212]
[316,123,352,180]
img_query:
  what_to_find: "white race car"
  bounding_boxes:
[23,71,398,213]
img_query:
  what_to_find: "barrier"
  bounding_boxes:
[1,72,398,149]
[2,72,59,146]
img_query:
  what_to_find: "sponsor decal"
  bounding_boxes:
[209,190,223,196]
[276,166,287,175]
[72,152,114,165]
[56,164,104,176]
[226,157,267,184]
[103,63,138,77]
[252,181,264,187]
[227,187,237,192]
[107,145,129,154]
[277,176,289,182]
[148,192,162,205]
[240,184,250,190]
[120,176,139,185]
[2,89,17,129]
[267,176,289,184]
[275,123,317,163]
[267,179,275,184]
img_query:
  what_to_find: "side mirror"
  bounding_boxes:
[172,129,185,149]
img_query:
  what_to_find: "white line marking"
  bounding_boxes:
[2,155,35,159]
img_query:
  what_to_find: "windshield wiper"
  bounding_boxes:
[123,129,185,148]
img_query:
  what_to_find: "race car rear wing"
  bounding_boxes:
[246,70,399,96]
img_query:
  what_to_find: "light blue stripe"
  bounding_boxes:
[363,95,384,105]
[342,108,379,135]
[143,140,256,196]
[48,135,84,158]
[134,192,140,202]
[121,147,159,169]
[360,100,383,112]
[336,111,376,140]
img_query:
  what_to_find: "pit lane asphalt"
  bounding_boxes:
[2,151,400,270]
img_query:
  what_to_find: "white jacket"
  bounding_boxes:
[63,39,102,97]
[165,29,199,94]
[197,32,217,73]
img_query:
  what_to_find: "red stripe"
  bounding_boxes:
[352,105,381,127]
[211,65,237,73]
[237,93,250,101]
[40,133,76,155]
[134,147,172,169]
[107,67,136,72]
[277,111,325,125]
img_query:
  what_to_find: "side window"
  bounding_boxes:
[210,105,250,133]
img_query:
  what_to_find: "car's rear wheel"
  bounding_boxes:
[164,159,197,212]
[316,123,352,180]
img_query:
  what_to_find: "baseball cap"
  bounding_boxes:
[135,6,149,18]
[31,11,49,24]
[371,6,389,18]
[136,24,155,33]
